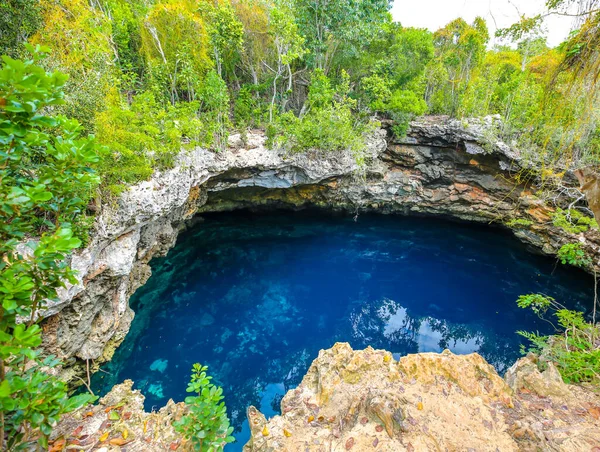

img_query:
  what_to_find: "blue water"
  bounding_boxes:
[92,211,593,449]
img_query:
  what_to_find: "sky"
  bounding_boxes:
[391,0,576,47]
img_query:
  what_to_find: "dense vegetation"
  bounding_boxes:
[2,0,599,195]
[1,0,600,449]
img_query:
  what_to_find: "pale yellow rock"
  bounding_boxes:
[505,353,573,399]
[243,344,600,452]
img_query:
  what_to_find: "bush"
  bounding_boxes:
[0,46,97,450]
[96,91,218,196]
[361,74,427,139]
[270,70,373,155]
[173,363,234,452]
[517,299,600,385]
[557,242,592,267]
[233,84,269,128]
[517,242,599,386]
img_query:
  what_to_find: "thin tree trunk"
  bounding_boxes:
[270,72,280,122]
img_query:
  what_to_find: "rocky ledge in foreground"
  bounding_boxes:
[244,343,600,451]
[53,344,600,451]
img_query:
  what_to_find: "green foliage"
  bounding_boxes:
[517,305,600,385]
[200,0,244,77]
[426,17,489,115]
[518,237,599,386]
[386,90,428,138]
[293,0,391,70]
[0,46,97,450]
[516,293,556,317]
[32,0,115,131]
[96,87,227,195]
[198,70,231,150]
[0,0,42,58]
[557,242,593,267]
[506,218,534,228]
[552,208,599,234]
[270,71,372,154]
[233,85,269,128]
[140,0,212,104]
[173,363,234,452]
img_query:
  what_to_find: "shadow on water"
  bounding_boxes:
[91,210,594,450]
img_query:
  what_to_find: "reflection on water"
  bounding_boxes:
[91,211,593,450]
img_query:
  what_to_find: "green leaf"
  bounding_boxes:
[0,379,11,397]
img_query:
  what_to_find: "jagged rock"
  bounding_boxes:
[243,343,600,451]
[505,354,573,399]
[50,380,184,451]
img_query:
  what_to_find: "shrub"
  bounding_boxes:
[173,363,234,452]
[517,302,600,385]
[96,90,220,196]
[557,242,592,267]
[517,242,599,386]
[0,46,97,450]
[361,74,427,139]
[271,70,373,155]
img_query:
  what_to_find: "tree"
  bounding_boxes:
[0,46,98,451]
[268,3,306,120]
[0,0,42,58]
[233,0,273,87]
[293,0,392,72]
[199,0,245,78]
[30,0,115,131]
[141,0,212,103]
[199,70,231,150]
[427,17,489,115]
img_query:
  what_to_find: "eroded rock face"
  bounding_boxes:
[243,343,600,451]
[41,116,600,374]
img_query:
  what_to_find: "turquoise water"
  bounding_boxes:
[92,211,593,449]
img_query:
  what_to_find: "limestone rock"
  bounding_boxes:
[244,343,519,451]
[243,344,600,452]
[505,354,573,399]
[50,380,185,451]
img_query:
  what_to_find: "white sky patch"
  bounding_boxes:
[391,0,577,47]
[416,320,480,354]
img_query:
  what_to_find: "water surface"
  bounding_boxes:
[92,211,593,449]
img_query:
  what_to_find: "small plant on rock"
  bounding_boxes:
[516,242,600,386]
[517,296,600,384]
[506,218,533,228]
[552,208,599,234]
[557,242,592,268]
[173,363,234,452]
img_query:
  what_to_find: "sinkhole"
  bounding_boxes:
[91,210,594,449]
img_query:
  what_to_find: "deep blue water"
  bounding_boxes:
[92,211,593,449]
